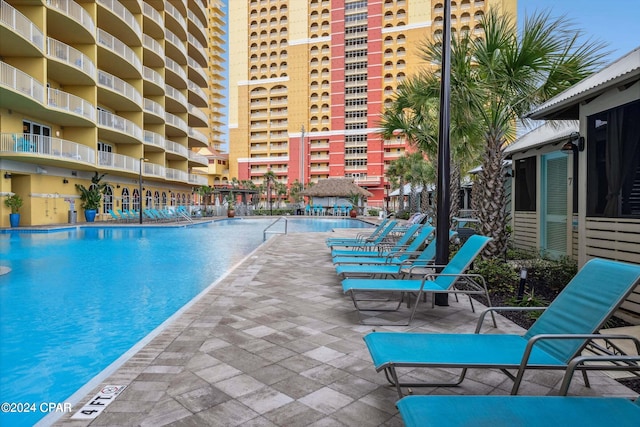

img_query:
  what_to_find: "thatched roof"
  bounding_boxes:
[300,178,373,198]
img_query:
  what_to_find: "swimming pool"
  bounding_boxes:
[0,218,371,426]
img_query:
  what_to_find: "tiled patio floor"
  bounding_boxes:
[52,228,638,426]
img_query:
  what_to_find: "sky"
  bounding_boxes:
[217,1,640,150]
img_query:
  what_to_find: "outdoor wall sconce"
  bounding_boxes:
[561,132,584,153]
[3,172,11,179]
[62,178,69,184]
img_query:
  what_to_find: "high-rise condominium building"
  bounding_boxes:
[228,0,516,205]
[0,0,226,226]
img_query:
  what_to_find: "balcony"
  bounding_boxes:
[0,0,44,56]
[46,0,95,43]
[0,133,95,166]
[165,112,188,136]
[165,57,188,88]
[97,151,139,172]
[143,161,165,178]
[165,138,188,158]
[187,103,207,127]
[165,167,188,182]
[96,0,141,45]
[47,87,95,125]
[97,69,142,111]
[186,9,207,44]
[187,80,207,107]
[187,33,207,67]
[97,109,143,144]
[143,98,165,123]
[141,2,164,38]
[97,29,142,78]
[0,61,44,109]
[142,34,165,68]
[187,150,208,166]
[165,84,188,112]
[187,57,207,87]
[189,172,208,185]
[142,66,164,95]
[46,38,95,86]
[187,128,207,147]
[164,1,187,39]
[165,28,188,64]
[143,130,165,151]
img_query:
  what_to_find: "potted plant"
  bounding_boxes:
[4,194,23,227]
[75,172,107,222]
[348,192,360,218]
[226,192,235,218]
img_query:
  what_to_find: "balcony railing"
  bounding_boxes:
[98,69,142,105]
[165,112,188,133]
[142,34,165,61]
[143,130,164,149]
[97,28,142,73]
[143,66,164,88]
[165,139,188,157]
[188,104,207,124]
[97,150,138,172]
[188,173,208,185]
[141,2,163,27]
[0,133,94,164]
[166,167,188,181]
[0,61,44,103]
[164,1,187,31]
[47,38,96,79]
[187,9,205,28]
[96,0,141,39]
[188,128,207,144]
[0,0,44,51]
[46,0,95,36]
[188,150,208,165]
[48,87,95,120]
[97,109,142,140]
[165,84,187,106]
[143,98,165,118]
[144,161,165,178]
[165,57,187,81]
[187,80,207,101]
[165,28,187,57]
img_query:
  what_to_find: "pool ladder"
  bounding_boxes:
[263,216,288,241]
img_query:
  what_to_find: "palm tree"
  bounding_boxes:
[414,9,607,257]
[386,155,412,213]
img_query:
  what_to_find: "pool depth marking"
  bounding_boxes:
[70,385,127,419]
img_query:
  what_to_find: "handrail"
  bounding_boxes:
[263,216,288,241]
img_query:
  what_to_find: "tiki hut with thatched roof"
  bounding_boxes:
[300,178,373,214]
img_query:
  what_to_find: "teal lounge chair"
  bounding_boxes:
[328,220,398,251]
[326,218,390,246]
[331,224,423,258]
[332,225,435,264]
[397,394,640,427]
[335,230,456,279]
[363,258,640,398]
[342,234,492,325]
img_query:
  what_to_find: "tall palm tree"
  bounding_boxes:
[415,9,607,257]
[386,155,412,213]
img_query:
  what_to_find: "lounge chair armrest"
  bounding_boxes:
[561,351,640,395]
[475,306,547,333]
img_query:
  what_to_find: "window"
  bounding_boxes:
[103,186,113,214]
[132,188,140,211]
[122,188,130,211]
[586,100,640,217]
[514,156,536,211]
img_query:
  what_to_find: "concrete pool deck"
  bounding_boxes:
[52,227,638,426]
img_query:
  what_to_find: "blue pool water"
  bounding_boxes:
[0,218,371,426]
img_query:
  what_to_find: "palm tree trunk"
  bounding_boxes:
[449,162,461,224]
[472,129,508,258]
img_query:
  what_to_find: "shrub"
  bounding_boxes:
[471,258,519,295]
[367,208,380,217]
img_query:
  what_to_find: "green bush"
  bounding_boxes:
[368,208,380,217]
[471,258,519,295]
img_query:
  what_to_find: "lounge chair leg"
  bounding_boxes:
[383,366,469,397]
[582,370,590,388]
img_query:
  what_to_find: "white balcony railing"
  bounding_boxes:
[97,151,138,171]
[189,173,208,185]
[97,28,142,73]
[165,28,187,57]
[0,61,44,103]
[96,0,141,39]
[97,69,142,105]
[166,167,188,181]
[144,161,165,178]
[188,128,207,144]
[188,150,208,165]
[142,2,163,27]
[142,34,165,60]
[165,139,188,157]
[0,133,94,164]
[188,104,207,124]
[48,87,95,120]
[164,1,187,31]
[165,84,187,106]
[165,112,188,133]
[143,130,164,149]
[187,80,207,102]
[187,9,205,28]
[142,66,164,88]
[97,109,142,140]
[47,37,96,78]
[46,0,95,36]
[1,0,44,50]
[165,57,187,81]
[143,98,165,118]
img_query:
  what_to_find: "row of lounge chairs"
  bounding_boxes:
[323,217,640,426]
[108,207,190,222]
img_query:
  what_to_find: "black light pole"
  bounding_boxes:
[138,157,148,224]
[434,1,452,306]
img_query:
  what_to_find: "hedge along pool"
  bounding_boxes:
[0,218,372,426]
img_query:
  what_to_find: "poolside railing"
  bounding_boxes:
[263,216,288,241]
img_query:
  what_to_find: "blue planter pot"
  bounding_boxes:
[9,213,20,227]
[84,209,97,223]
